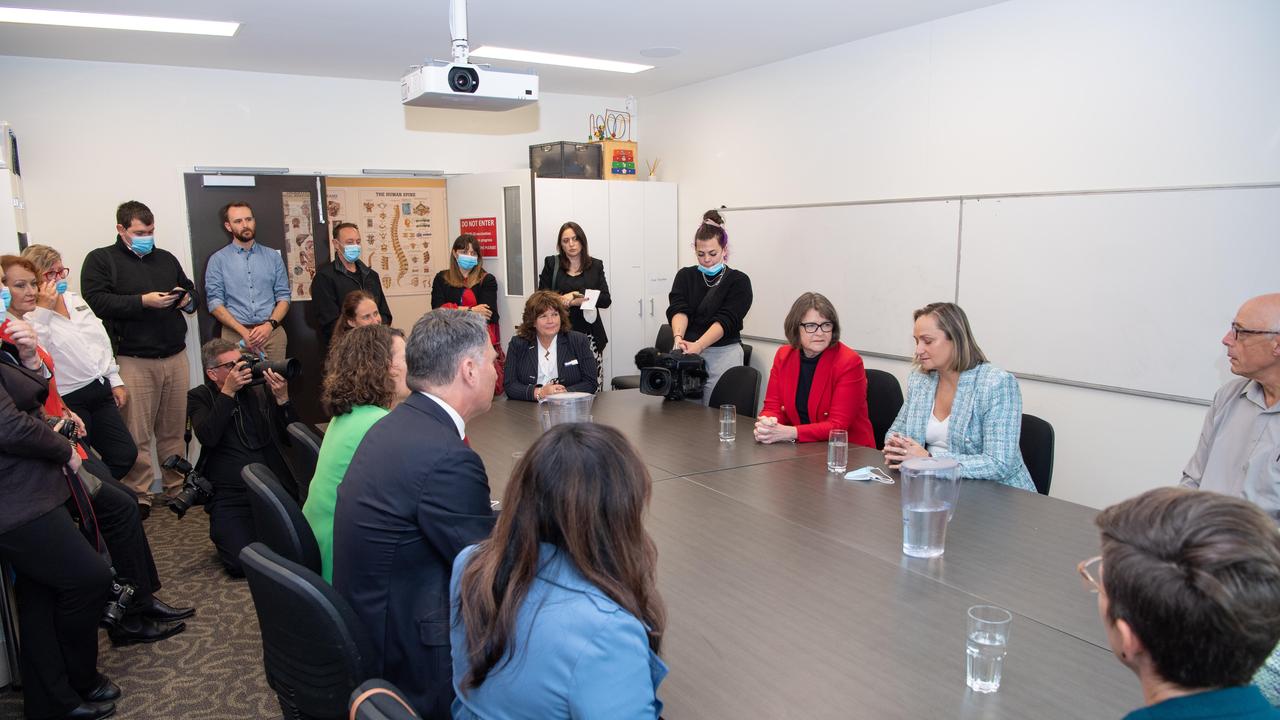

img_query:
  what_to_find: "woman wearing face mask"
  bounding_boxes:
[882,302,1035,490]
[538,222,611,390]
[754,292,874,446]
[665,209,754,404]
[303,324,410,582]
[19,245,138,481]
[504,290,597,402]
[432,234,503,396]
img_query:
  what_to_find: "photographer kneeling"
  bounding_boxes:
[188,338,297,577]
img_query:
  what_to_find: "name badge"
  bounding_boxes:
[75,305,90,312]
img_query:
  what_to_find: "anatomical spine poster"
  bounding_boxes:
[324,177,448,297]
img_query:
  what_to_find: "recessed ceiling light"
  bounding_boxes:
[640,47,681,59]
[470,46,652,74]
[0,7,239,36]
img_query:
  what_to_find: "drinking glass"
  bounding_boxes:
[827,429,848,472]
[966,605,1012,693]
[719,404,736,442]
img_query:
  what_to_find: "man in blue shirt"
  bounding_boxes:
[1083,488,1280,719]
[204,201,292,361]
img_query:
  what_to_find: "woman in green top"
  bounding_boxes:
[303,324,410,581]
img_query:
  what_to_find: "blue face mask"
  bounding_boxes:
[55,280,68,295]
[457,254,479,271]
[130,235,155,256]
[697,262,725,276]
[0,286,9,314]
[342,244,361,263]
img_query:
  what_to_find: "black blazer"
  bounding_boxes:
[0,348,73,535]
[537,256,611,351]
[430,271,500,328]
[310,254,393,348]
[503,331,598,401]
[331,393,496,718]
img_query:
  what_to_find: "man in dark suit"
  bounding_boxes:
[332,308,498,719]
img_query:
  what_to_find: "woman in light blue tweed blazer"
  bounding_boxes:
[883,302,1035,491]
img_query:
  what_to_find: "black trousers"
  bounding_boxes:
[62,378,138,482]
[0,506,112,720]
[207,498,254,578]
[92,476,161,600]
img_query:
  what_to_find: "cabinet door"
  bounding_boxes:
[607,183,646,385]
[642,182,679,342]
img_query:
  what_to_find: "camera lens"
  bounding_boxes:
[448,66,479,93]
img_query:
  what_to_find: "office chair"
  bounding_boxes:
[1020,414,1056,496]
[287,422,324,505]
[612,324,675,390]
[243,463,323,574]
[349,679,422,720]
[240,543,372,720]
[708,365,762,418]
[864,370,904,450]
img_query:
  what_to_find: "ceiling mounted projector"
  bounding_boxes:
[400,0,538,111]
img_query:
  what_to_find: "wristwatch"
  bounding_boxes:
[268,319,279,329]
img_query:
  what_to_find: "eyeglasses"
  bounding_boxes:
[43,267,70,281]
[799,321,834,334]
[1229,322,1280,342]
[210,360,238,372]
[1077,555,1103,594]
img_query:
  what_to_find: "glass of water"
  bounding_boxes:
[719,404,736,442]
[827,429,848,472]
[966,605,1012,693]
[899,457,960,557]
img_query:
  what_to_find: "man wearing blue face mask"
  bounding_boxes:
[310,222,392,351]
[82,200,199,515]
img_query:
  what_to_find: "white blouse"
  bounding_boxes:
[536,337,558,387]
[925,412,950,453]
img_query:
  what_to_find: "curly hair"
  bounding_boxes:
[514,290,571,341]
[321,324,405,416]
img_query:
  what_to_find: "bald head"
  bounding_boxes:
[1238,294,1280,331]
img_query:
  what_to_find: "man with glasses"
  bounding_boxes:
[1180,293,1280,524]
[187,338,297,577]
[1080,487,1280,718]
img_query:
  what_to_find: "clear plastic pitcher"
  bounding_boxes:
[538,391,595,430]
[899,457,960,558]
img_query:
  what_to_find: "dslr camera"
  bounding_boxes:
[635,347,708,401]
[238,353,301,385]
[45,415,79,440]
[162,454,214,518]
[100,574,136,630]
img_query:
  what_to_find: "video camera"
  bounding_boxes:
[635,347,708,401]
[238,353,301,385]
[162,454,214,518]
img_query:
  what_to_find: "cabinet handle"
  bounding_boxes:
[649,298,654,316]
[638,299,643,317]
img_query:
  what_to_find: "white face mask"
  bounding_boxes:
[845,466,895,484]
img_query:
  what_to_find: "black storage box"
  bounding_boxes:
[530,142,602,179]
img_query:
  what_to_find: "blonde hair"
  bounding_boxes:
[913,302,988,373]
[20,244,62,275]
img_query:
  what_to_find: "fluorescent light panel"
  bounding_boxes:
[470,46,651,74]
[0,7,239,36]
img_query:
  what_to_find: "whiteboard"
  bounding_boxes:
[959,187,1280,401]
[724,201,961,358]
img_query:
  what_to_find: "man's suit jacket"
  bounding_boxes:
[503,330,598,401]
[332,392,496,719]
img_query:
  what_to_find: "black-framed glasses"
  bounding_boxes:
[799,321,834,334]
[1077,555,1103,594]
[210,360,237,372]
[1230,322,1280,342]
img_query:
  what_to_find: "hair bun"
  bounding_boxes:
[702,209,725,227]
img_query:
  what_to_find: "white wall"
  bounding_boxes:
[642,0,1280,509]
[0,55,620,368]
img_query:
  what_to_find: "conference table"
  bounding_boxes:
[468,391,1137,719]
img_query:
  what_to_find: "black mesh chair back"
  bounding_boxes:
[243,463,323,574]
[1020,414,1056,496]
[349,680,423,720]
[612,324,675,390]
[240,543,372,720]
[741,343,753,366]
[865,369,904,450]
[287,422,324,504]
[708,365,762,418]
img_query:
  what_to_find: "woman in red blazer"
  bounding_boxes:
[754,292,875,446]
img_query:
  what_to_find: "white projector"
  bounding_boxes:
[400,61,538,111]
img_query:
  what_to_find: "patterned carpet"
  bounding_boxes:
[1,505,279,720]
